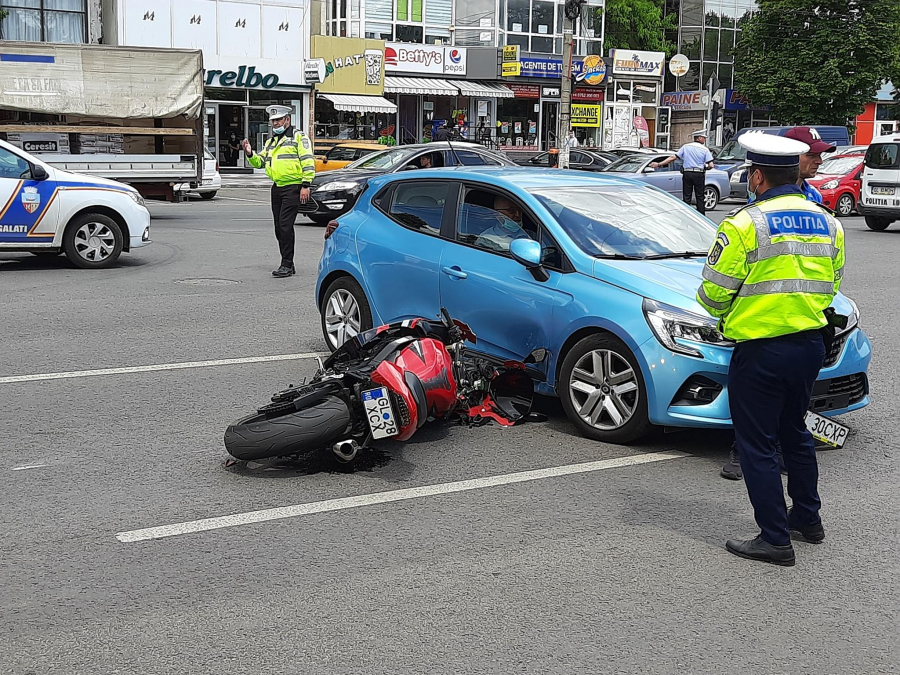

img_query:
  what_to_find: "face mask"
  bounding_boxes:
[272,125,286,135]
[747,171,759,203]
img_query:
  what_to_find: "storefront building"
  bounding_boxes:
[306,36,396,145]
[853,82,898,145]
[602,50,665,150]
[103,0,311,170]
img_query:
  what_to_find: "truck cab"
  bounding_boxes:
[859,136,900,231]
[0,139,151,268]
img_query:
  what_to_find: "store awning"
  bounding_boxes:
[318,94,397,114]
[456,81,515,98]
[384,77,460,96]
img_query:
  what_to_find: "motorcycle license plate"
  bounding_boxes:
[804,411,850,448]
[362,387,399,439]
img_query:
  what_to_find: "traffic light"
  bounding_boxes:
[709,101,722,135]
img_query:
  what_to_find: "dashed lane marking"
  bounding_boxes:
[0,353,325,385]
[116,452,687,543]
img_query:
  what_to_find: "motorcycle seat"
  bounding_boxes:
[403,371,429,429]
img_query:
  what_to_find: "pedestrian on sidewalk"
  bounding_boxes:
[697,133,844,566]
[241,105,315,278]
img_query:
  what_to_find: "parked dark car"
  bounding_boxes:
[520,149,617,171]
[306,142,514,224]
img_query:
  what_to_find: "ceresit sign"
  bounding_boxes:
[384,44,467,75]
[611,50,665,77]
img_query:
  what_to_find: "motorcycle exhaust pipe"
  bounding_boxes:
[331,439,360,464]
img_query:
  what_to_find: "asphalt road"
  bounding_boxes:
[1,189,897,674]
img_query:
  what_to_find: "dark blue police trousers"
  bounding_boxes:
[729,330,826,546]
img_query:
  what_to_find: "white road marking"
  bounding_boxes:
[11,464,48,471]
[0,353,325,385]
[116,452,686,543]
[216,196,269,203]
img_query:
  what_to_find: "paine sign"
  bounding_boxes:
[571,104,601,128]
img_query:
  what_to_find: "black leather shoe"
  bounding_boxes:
[726,536,795,566]
[272,265,295,278]
[788,508,825,544]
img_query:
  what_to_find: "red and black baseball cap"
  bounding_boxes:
[784,127,836,154]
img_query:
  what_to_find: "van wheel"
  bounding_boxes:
[63,213,124,269]
[200,191,217,200]
[865,216,892,231]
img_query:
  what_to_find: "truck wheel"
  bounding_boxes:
[200,191,217,200]
[865,216,892,231]
[63,213,124,269]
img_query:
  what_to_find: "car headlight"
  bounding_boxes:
[730,169,745,183]
[127,190,146,208]
[840,298,860,334]
[643,298,735,357]
[820,179,839,190]
[316,181,361,192]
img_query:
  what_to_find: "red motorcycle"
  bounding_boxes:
[224,309,538,466]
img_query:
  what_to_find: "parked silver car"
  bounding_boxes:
[602,152,731,211]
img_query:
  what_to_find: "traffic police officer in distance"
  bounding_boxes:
[651,129,715,215]
[242,105,316,278]
[697,134,845,567]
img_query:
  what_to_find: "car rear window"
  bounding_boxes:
[865,143,900,170]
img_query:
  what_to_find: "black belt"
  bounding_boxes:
[683,168,706,173]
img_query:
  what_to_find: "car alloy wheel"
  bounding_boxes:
[324,288,362,349]
[703,186,719,211]
[568,349,639,430]
[837,194,854,217]
[74,221,116,263]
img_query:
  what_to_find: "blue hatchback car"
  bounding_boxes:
[316,168,871,443]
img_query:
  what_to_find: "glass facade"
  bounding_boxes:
[0,0,87,43]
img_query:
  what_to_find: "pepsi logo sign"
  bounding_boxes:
[449,49,461,64]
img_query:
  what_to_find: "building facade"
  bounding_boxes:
[0,0,101,44]
[101,0,312,170]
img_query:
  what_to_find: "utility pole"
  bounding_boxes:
[559,0,585,170]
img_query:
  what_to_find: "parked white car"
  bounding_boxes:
[0,139,151,269]
[177,149,221,200]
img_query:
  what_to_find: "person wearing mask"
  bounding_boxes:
[565,129,580,149]
[242,105,316,278]
[697,133,844,566]
[651,129,715,215]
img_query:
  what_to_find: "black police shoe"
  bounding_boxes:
[725,536,796,566]
[788,507,825,544]
[721,444,742,480]
[272,265,295,278]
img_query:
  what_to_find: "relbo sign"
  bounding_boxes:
[384,43,467,75]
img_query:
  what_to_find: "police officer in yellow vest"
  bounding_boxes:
[241,105,316,277]
[697,134,845,567]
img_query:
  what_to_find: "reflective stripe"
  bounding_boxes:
[698,286,731,310]
[299,153,315,162]
[276,153,300,159]
[702,265,743,290]
[737,279,835,297]
[747,240,836,263]
[746,206,770,246]
[282,141,298,148]
[834,266,844,280]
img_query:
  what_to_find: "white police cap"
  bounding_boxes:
[266,105,293,120]
[738,132,810,167]
[692,129,708,138]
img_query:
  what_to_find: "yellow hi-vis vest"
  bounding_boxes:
[696,193,845,341]
[247,128,316,187]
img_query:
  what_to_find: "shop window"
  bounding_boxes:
[1,0,86,43]
[366,0,392,23]
[365,22,394,40]
[396,0,423,22]
[531,36,553,54]
[505,33,529,49]
[680,63,701,91]
[704,27,719,60]
[875,104,897,121]
[455,28,494,45]
[531,0,554,36]
[681,0,704,27]
[396,23,424,42]
[719,29,735,62]
[456,0,495,26]
[702,63,717,90]
[718,62,733,88]
[426,27,451,45]
[681,27,701,60]
[390,182,449,234]
[426,0,452,28]
[506,0,530,32]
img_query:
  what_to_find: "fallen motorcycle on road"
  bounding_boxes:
[224,309,542,467]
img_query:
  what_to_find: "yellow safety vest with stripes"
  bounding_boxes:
[247,128,316,187]
[696,193,845,341]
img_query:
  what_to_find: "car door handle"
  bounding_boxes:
[442,265,468,280]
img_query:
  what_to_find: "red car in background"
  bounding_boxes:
[808,154,865,217]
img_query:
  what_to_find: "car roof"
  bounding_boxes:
[330,142,384,148]
[368,166,646,191]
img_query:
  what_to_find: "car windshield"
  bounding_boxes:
[346,147,416,170]
[818,156,862,176]
[530,185,716,259]
[716,139,747,161]
[603,155,649,172]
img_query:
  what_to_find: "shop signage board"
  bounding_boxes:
[661,90,709,111]
[518,56,607,80]
[574,54,607,85]
[309,37,386,94]
[573,88,604,102]
[611,50,665,77]
[571,104,601,127]
[206,66,280,89]
[502,62,522,77]
[668,54,689,77]
[724,88,773,111]
[384,43,467,76]
[508,83,540,98]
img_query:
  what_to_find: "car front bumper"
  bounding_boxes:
[129,207,152,249]
[309,188,360,217]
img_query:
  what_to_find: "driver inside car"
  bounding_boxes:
[473,195,529,253]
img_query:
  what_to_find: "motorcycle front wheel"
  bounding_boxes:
[224,396,352,461]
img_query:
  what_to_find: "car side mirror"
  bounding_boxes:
[642,166,655,173]
[510,239,542,268]
[322,159,329,164]
[31,164,49,181]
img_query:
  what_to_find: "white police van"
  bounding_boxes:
[859,135,900,231]
[0,138,151,268]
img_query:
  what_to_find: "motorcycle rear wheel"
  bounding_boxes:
[224,396,352,461]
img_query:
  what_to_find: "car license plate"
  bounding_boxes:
[872,186,894,195]
[361,387,399,439]
[202,179,214,185]
[804,410,850,448]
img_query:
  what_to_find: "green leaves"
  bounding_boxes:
[598,0,676,56]
[734,0,900,126]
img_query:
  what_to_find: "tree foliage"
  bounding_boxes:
[734,0,900,126]
[596,0,676,56]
